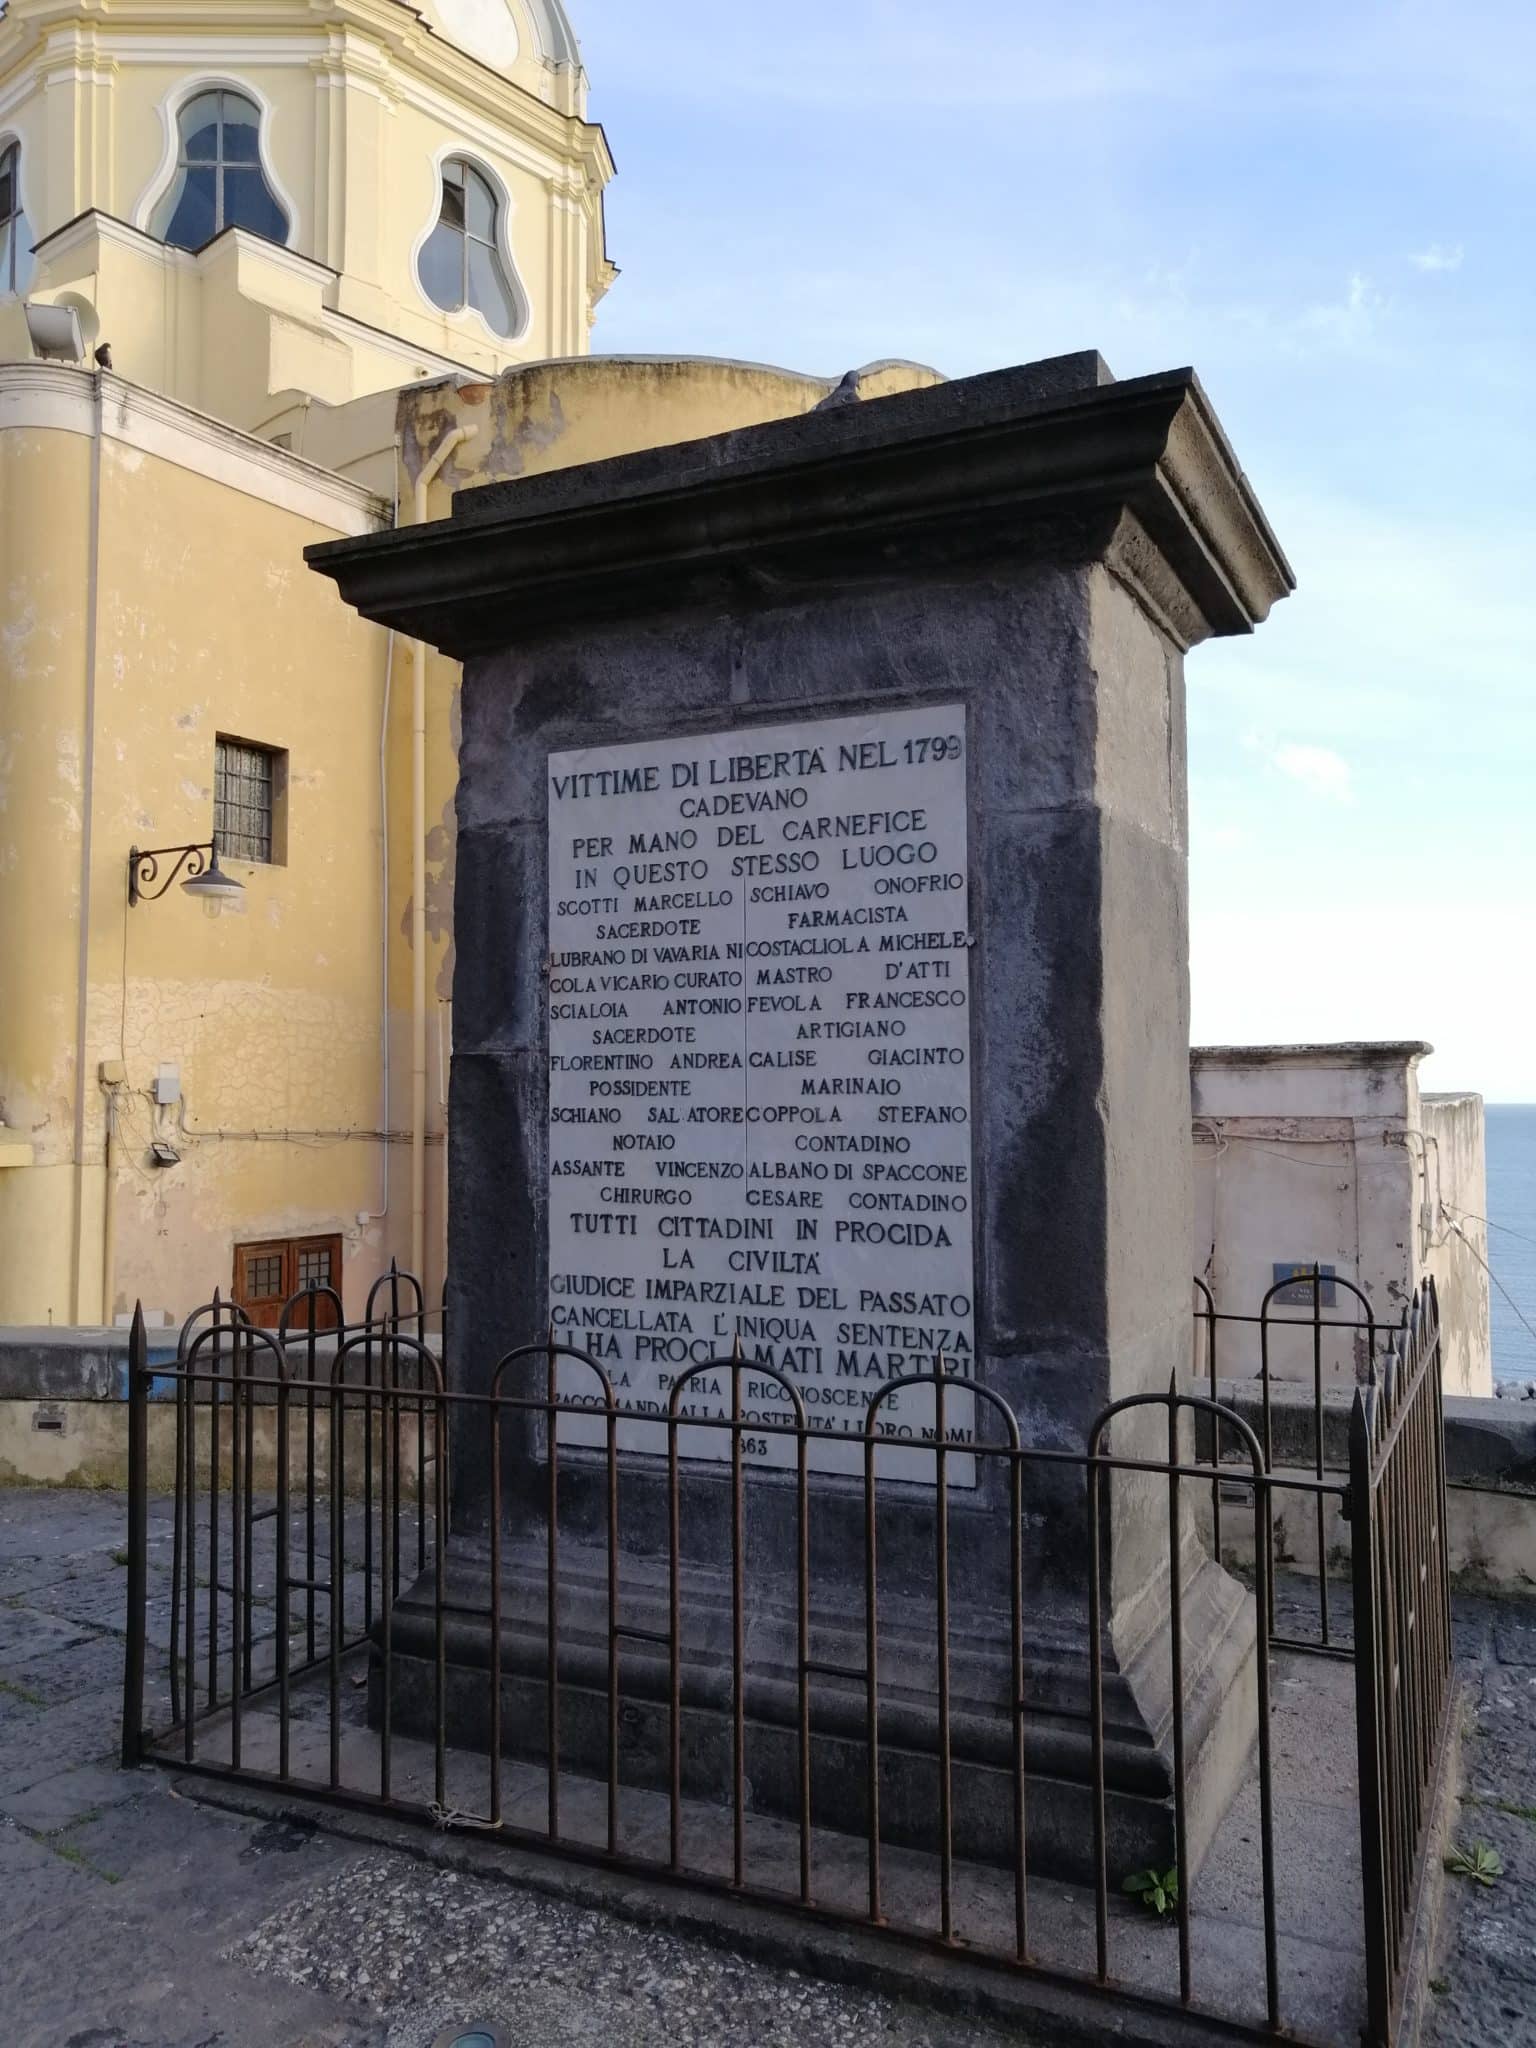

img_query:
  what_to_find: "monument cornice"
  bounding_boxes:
[306,353,1295,657]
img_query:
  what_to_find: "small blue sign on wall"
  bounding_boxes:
[1271,1262,1338,1308]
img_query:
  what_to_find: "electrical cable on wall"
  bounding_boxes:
[1441,1207,1536,1361]
[174,1094,435,1146]
[1444,1205,1536,1254]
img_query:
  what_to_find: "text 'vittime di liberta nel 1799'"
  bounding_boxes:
[546,704,975,1483]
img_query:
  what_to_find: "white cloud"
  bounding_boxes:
[1288,271,1383,353]
[1272,743,1353,801]
[1410,244,1465,273]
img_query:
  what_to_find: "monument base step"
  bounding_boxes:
[375,1539,1259,1886]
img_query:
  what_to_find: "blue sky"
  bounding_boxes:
[571,0,1535,1099]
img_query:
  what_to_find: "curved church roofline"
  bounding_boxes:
[0,1,581,71]
[525,0,580,66]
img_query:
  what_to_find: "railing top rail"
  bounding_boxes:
[364,1257,425,1327]
[1257,1266,1378,1329]
[180,1317,291,1378]
[176,1290,252,1358]
[276,1280,346,1343]
[330,1324,444,1392]
[490,1335,618,1405]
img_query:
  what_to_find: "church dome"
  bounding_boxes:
[425,0,581,72]
[525,0,581,66]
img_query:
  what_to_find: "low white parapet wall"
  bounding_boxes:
[1203,1379,1536,1593]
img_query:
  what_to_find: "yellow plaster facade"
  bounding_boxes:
[0,0,615,428]
[0,0,943,1330]
[0,364,392,1323]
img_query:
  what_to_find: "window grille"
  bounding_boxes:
[214,738,277,865]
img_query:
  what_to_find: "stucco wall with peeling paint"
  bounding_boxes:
[0,396,406,1325]
[1191,1044,1492,1396]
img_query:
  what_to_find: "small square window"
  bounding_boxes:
[214,735,287,866]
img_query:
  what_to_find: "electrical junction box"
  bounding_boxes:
[155,1063,181,1106]
[98,1059,127,1086]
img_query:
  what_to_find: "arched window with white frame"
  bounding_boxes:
[416,157,525,338]
[152,88,289,251]
[0,141,32,295]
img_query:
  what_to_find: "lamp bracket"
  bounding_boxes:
[127,841,214,906]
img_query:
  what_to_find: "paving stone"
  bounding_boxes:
[0,1758,140,1835]
[0,1814,111,1919]
[1494,1615,1536,1666]
[0,1686,123,1788]
[1427,1679,1536,2042]
[26,1569,139,1636]
[0,1630,127,1706]
[0,1605,95,1667]
[0,1676,48,1726]
[0,1559,89,1601]
[1452,1603,1497,1661]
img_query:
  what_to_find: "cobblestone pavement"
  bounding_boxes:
[4,1482,1536,2048]
[1425,1596,1536,2048]
[0,1487,1019,2048]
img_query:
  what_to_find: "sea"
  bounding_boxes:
[1487,1104,1536,1386]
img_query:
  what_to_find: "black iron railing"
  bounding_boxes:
[119,1272,1454,2048]
[1350,1285,1455,2045]
[1195,1270,1394,1657]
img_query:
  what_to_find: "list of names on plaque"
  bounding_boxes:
[546,704,975,1483]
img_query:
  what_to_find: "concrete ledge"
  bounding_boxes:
[1443,1395,1536,1494]
[1208,1381,1536,1592]
[0,1326,146,1401]
[0,1327,438,1402]
[0,1399,433,1493]
[1210,1379,1536,1496]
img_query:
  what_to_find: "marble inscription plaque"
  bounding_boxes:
[546,705,975,1482]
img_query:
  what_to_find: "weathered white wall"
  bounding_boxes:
[1423,1092,1492,1398]
[1192,1044,1492,1396]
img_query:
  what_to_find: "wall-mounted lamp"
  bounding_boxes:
[128,841,246,909]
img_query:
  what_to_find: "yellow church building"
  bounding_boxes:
[0,0,939,1331]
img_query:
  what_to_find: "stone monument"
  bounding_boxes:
[309,351,1292,1878]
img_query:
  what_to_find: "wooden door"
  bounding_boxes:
[232,1234,342,1328]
